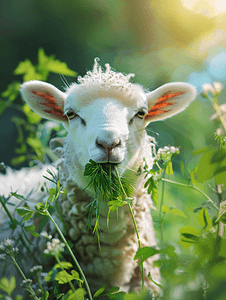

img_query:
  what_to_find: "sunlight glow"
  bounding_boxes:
[181,0,226,17]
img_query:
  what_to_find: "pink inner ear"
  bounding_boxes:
[145,91,185,120]
[33,91,67,120]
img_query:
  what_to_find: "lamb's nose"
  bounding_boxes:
[96,138,121,153]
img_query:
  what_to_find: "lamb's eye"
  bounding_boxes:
[136,110,146,119]
[65,110,77,120]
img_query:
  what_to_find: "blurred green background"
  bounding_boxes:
[1,0,226,168]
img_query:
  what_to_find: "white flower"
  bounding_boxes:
[43,238,65,256]
[213,82,224,94]
[4,238,13,248]
[30,265,43,273]
[202,82,224,97]
[202,83,215,95]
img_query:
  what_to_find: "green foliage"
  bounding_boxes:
[0,276,16,296]
[84,159,134,238]
[1,48,76,167]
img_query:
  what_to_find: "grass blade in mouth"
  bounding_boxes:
[83,160,134,242]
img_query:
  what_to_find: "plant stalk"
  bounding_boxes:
[159,171,166,250]
[46,210,93,300]
[115,167,145,291]
[11,256,39,300]
[162,178,219,210]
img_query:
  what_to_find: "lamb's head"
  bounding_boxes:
[20,58,196,193]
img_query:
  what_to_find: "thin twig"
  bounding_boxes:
[162,178,219,210]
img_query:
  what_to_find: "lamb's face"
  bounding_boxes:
[20,59,197,191]
[63,95,148,172]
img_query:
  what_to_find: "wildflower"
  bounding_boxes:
[201,82,224,97]
[4,238,13,248]
[157,146,180,162]
[213,82,224,94]
[30,265,43,274]
[0,239,18,257]
[20,278,33,288]
[41,231,52,240]
[202,83,215,96]
[43,238,65,256]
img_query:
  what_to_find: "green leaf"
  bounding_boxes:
[47,60,77,77]
[93,285,105,298]
[192,147,210,156]
[147,272,163,289]
[67,288,86,300]
[14,59,34,75]
[106,287,120,294]
[14,59,42,81]
[196,150,216,183]
[27,137,43,150]
[162,204,187,218]
[197,208,212,232]
[71,270,80,281]
[16,206,33,217]
[134,247,160,266]
[55,271,73,284]
[0,277,16,296]
[2,81,20,99]
[179,226,200,249]
[41,291,49,300]
[23,105,42,124]
[214,167,226,185]
[15,295,23,300]
[38,48,77,77]
[16,206,34,222]
[24,225,39,237]
[165,161,174,175]
[24,225,35,232]
[8,276,16,296]
[55,270,81,285]
[165,245,177,258]
[54,262,73,270]
[211,149,226,163]
[11,155,27,166]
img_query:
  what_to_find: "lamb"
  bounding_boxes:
[1,58,197,294]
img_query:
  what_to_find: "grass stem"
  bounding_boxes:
[115,167,145,291]
[46,210,93,300]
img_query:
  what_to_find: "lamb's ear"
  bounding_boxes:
[20,81,68,122]
[144,82,197,125]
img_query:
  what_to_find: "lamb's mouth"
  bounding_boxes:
[101,162,120,172]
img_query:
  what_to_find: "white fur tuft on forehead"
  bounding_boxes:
[65,58,146,106]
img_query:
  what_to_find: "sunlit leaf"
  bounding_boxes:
[41,291,49,300]
[54,262,73,270]
[197,208,212,232]
[211,149,226,163]
[196,150,216,183]
[67,288,86,300]
[165,161,174,175]
[0,276,16,296]
[192,147,210,156]
[134,246,160,266]
[179,226,200,249]
[148,272,163,289]
[93,285,105,298]
[162,204,187,218]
